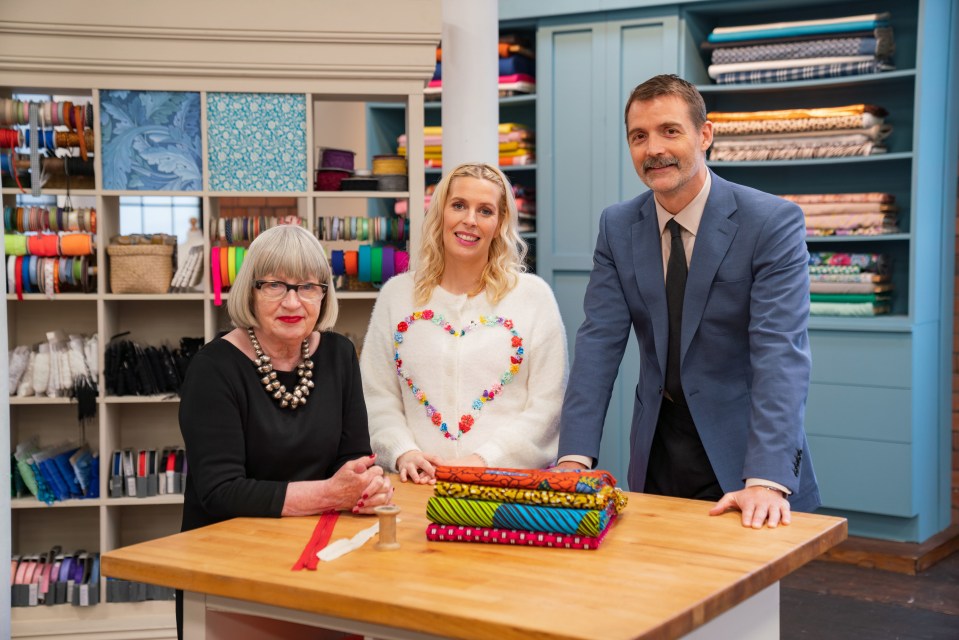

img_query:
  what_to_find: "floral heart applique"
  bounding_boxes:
[393,309,524,441]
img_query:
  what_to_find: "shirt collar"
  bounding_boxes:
[655,169,711,238]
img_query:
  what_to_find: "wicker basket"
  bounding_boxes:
[107,244,175,294]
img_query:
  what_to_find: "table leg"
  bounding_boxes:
[682,582,779,640]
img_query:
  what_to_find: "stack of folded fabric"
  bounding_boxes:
[703,12,895,84]
[708,104,890,161]
[428,35,536,98]
[513,182,536,233]
[396,123,535,169]
[808,251,892,316]
[781,192,900,237]
[425,465,627,550]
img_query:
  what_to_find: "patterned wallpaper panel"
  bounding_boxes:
[100,91,202,191]
[207,93,307,192]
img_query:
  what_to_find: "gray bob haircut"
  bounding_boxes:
[227,224,338,332]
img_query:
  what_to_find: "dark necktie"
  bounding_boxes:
[665,219,687,404]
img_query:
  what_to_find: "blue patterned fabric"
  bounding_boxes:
[715,60,892,84]
[100,91,202,191]
[207,93,307,192]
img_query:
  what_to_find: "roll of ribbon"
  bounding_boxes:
[394,250,410,274]
[236,246,246,276]
[228,246,237,285]
[212,247,223,306]
[381,246,395,282]
[7,255,17,294]
[60,233,93,256]
[4,233,26,256]
[344,250,358,277]
[219,245,230,288]
[29,255,39,287]
[358,244,371,282]
[331,250,345,276]
[14,255,24,298]
[370,246,383,283]
[20,255,31,293]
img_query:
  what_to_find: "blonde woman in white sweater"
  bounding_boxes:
[360,163,568,483]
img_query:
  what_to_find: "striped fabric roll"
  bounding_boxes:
[426,496,615,537]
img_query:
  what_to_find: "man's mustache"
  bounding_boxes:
[643,157,679,171]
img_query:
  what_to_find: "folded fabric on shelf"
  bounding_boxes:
[714,60,894,84]
[707,12,891,44]
[710,31,894,64]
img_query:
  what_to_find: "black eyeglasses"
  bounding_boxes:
[254,280,328,301]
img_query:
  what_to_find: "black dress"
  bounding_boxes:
[178,331,371,532]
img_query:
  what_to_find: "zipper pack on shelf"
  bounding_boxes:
[11,548,100,607]
[109,447,186,499]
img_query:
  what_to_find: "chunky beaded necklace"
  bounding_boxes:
[247,328,314,409]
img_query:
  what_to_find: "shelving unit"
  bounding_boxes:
[366,26,541,271]
[521,0,957,541]
[2,2,440,636]
[679,0,957,542]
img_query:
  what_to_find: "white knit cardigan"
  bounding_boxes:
[360,272,569,471]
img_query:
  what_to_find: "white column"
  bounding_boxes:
[440,0,499,172]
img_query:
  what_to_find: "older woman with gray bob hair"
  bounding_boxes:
[176,224,391,634]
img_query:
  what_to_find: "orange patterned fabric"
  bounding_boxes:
[433,465,617,495]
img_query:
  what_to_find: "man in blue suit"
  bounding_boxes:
[557,75,820,528]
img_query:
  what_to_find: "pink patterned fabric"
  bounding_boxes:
[425,516,616,551]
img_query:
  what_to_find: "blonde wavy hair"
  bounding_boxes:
[414,162,527,305]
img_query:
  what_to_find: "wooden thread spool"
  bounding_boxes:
[374,505,401,551]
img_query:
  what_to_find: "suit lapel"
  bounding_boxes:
[682,173,739,359]
[631,196,669,377]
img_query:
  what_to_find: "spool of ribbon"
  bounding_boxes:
[212,247,222,306]
[358,245,371,282]
[344,250,358,277]
[394,250,410,274]
[381,246,396,282]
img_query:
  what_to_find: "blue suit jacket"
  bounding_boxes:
[558,170,821,512]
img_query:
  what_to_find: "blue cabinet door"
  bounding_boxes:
[537,14,678,486]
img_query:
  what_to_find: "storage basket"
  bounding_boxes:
[107,244,175,294]
[319,147,356,171]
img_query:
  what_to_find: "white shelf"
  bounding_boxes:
[11,600,175,639]
[313,190,409,198]
[102,395,181,404]
[9,396,77,405]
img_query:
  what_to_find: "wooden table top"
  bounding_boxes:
[102,480,846,640]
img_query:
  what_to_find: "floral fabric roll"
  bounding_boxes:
[433,465,616,495]
[434,481,628,512]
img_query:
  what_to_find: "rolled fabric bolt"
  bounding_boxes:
[375,505,401,550]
